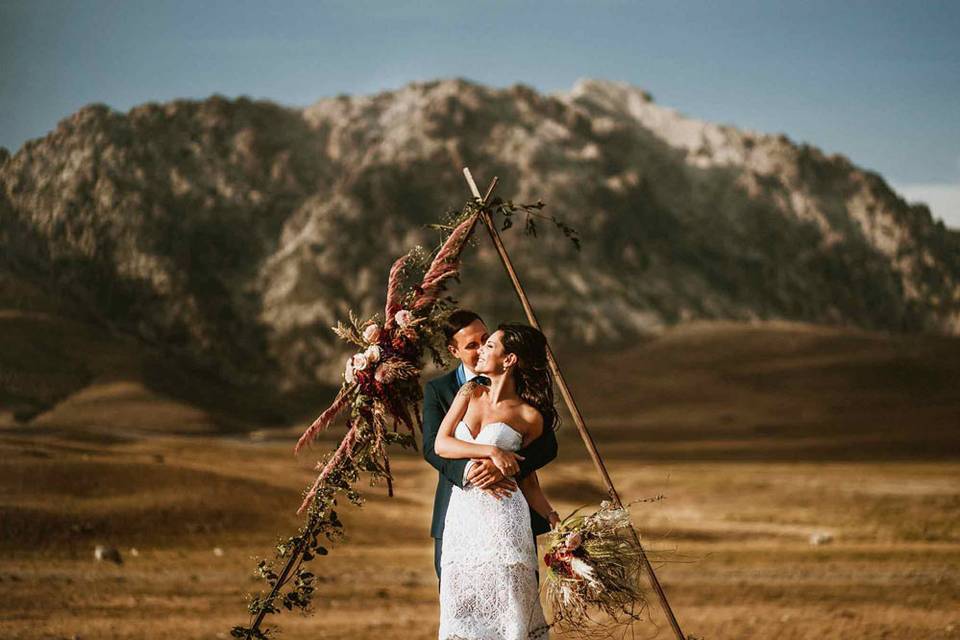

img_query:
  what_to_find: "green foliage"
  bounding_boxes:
[493,197,581,251]
[429,197,581,253]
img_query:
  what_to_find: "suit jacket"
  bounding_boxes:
[422,367,559,539]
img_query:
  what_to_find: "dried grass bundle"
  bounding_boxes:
[296,423,360,514]
[412,212,479,311]
[383,252,411,326]
[332,309,367,346]
[543,500,649,637]
[293,383,357,455]
[373,358,419,384]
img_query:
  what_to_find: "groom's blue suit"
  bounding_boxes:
[422,362,559,583]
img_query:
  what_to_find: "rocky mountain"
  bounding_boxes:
[2,78,958,401]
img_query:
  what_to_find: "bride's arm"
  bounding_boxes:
[518,471,560,528]
[435,382,526,475]
[434,382,497,459]
[516,411,559,527]
[433,381,523,476]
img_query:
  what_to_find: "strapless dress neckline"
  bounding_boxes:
[457,419,523,441]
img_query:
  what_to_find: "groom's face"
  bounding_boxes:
[447,319,489,371]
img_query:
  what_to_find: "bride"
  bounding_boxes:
[434,322,560,640]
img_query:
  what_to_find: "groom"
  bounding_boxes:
[422,309,559,585]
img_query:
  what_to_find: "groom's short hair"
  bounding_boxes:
[443,309,484,344]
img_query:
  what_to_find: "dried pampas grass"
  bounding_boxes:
[542,499,655,638]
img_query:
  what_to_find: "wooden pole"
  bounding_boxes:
[462,167,689,640]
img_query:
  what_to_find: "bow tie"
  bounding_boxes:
[471,375,491,386]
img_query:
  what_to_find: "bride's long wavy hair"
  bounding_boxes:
[498,323,560,432]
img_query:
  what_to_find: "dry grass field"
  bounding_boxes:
[1,318,959,639]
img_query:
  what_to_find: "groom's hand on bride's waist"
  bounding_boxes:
[483,478,519,500]
[467,458,518,495]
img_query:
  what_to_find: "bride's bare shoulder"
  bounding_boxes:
[516,403,544,435]
[457,379,488,400]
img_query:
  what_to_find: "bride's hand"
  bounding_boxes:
[489,448,525,477]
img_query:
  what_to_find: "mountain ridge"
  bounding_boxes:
[1,77,957,398]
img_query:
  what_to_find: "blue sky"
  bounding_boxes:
[2,1,958,226]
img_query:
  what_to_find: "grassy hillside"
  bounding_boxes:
[561,319,960,461]
[1,319,958,639]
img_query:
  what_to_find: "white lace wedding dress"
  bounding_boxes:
[438,420,550,640]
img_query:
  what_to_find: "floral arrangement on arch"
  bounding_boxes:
[291,210,474,510]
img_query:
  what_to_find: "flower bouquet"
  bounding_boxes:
[542,499,650,636]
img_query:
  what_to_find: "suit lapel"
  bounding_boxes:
[437,368,460,407]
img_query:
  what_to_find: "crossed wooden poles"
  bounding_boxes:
[249,169,689,638]
[461,167,688,640]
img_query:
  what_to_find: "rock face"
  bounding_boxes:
[1,78,958,393]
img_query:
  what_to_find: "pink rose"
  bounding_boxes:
[362,323,380,343]
[364,345,381,364]
[394,309,413,328]
[344,357,355,383]
[351,353,368,371]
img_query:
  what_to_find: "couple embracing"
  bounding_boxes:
[422,309,561,640]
